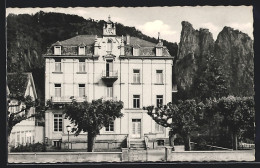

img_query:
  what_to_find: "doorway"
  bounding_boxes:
[132,119,141,138]
[106,60,113,77]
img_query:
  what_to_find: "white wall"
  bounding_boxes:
[45,34,173,140]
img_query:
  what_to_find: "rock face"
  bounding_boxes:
[175,21,254,98]
[175,21,215,93]
[215,27,254,96]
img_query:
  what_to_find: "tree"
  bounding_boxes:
[144,100,203,151]
[193,54,228,101]
[64,99,124,152]
[216,96,255,150]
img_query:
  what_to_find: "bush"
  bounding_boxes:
[193,137,208,150]
[174,136,184,145]
[11,142,46,152]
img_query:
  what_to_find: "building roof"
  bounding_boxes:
[124,36,156,47]
[48,34,171,57]
[53,35,97,46]
[7,73,37,99]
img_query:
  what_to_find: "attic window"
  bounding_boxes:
[133,48,139,56]
[54,46,61,55]
[156,48,162,56]
[78,46,85,55]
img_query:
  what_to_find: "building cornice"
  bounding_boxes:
[43,55,99,59]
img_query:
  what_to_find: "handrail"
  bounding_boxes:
[190,142,233,150]
[126,135,130,149]
[102,70,118,78]
[51,96,87,102]
[144,136,149,149]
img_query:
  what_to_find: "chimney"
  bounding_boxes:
[126,34,130,45]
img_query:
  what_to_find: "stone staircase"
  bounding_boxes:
[129,139,146,149]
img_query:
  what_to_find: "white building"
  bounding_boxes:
[8,73,44,147]
[44,17,174,149]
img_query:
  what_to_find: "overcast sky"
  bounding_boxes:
[6,6,253,43]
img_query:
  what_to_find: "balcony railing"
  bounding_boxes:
[102,97,117,101]
[51,96,87,103]
[101,70,118,84]
[101,70,118,78]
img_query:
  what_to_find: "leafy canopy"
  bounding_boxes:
[64,99,124,136]
[144,100,203,136]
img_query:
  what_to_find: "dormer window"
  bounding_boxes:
[156,48,162,56]
[54,46,61,55]
[133,48,139,56]
[78,46,85,55]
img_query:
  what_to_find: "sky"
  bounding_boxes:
[6,6,253,43]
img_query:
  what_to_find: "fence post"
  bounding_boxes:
[165,146,173,161]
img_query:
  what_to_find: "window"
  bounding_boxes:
[78,46,85,55]
[17,132,20,145]
[105,121,114,132]
[157,140,164,146]
[55,84,61,97]
[156,70,163,84]
[155,123,164,133]
[79,84,85,97]
[156,95,163,107]
[78,59,86,72]
[133,95,140,108]
[133,69,140,83]
[54,46,61,55]
[107,39,112,52]
[133,48,139,56]
[55,58,61,72]
[22,137,24,145]
[53,140,61,148]
[107,85,113,98]
[54,114,63,132]
[156,48,162,56]
[9,100,19,113]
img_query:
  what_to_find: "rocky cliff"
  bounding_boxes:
[215,27,254,97]
[175,21,254,99]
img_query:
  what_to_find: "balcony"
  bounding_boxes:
[51,96,87,103]
[101,70,118,84]
[102,97,118,101]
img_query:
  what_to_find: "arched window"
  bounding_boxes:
[107,39,112,52]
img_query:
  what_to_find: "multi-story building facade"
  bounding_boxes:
[44,17,174,149]
[8,73,44,147]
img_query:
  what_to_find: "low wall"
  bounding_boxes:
[167,150,255,162]
[8,148,255,163]
[8,152,122,163]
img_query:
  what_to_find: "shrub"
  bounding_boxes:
[10,142,46,152]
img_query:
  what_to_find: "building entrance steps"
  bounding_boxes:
[129,139,146,149]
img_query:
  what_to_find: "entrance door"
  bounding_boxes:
[106,60,113,77]
[132,119,141,138]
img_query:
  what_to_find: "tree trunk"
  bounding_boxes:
[184,135,191,151]
[233,133,238,150]
[87,132,95,152]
